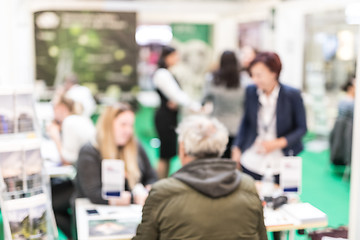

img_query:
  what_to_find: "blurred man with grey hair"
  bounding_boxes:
[133,115,267,240]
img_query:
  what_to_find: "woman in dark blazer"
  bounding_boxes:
[232,52,307,183]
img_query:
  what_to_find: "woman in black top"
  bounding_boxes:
[153,46,200,178]
[73,103,157,206]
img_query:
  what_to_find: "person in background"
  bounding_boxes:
[329,76,355,166]
[47,95,95,239]
[231,51,307,184]
[239,45,257,87]
[47,95,96,166]
[153,46,201,178]
[63,73,96,118]
[73,103,157,206]
[203,50,245,158]
[133,115,267,240]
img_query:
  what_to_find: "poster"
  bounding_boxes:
[34,11,138,93]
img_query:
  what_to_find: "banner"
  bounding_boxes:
[34,11,137,91]
[171,23,212,45]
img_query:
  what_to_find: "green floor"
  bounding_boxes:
[8,105,348,240]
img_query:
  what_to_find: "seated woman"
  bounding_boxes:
[47,95,95,239]
[73,103,157,206]
[48,95,95,165]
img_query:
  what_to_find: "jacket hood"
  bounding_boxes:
[172,158,242,198]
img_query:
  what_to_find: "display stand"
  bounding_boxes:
[0,88,58,240]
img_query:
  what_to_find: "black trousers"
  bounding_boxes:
[51,178,74,239]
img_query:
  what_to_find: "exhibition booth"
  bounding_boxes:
[1,0,360,239]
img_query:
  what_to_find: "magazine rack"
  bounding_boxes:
[0,88,58,240]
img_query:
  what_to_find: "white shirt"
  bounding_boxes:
[66,84,96,117]
[153,68,201,111]
[61,115,95,164]
[241,84,284,175]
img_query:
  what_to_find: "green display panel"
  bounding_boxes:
[34,11,138,91]
[171,23,212,45]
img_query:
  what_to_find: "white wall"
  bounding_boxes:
[0,0,33,87]
[274,0,357,89]
[213,17,238,60]
[275,5,305,89]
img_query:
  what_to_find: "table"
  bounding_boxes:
[265,202,328,240]
[76,198,142,240]
[45,163,76,179]
[75,198,327,240]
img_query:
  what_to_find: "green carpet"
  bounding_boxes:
[0,213,2,240]
[299,150,350,228]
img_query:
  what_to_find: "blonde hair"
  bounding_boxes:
[177,115,228,158]
[53,94,82,115]
[96,103,140,190]
[53,95,75,113]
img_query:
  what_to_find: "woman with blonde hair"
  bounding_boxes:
[73,103,157,206]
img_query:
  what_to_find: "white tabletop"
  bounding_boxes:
[75,198,327,240]
[75,198,142,240]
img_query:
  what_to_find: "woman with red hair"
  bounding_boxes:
[232,52,307,184]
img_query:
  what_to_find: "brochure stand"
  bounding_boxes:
[0,88,58,240]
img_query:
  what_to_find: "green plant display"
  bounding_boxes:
[34,11,138,92]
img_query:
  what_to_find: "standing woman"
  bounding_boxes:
[203,50,244,158]
[154,46,200,178]
[231,52,307,184]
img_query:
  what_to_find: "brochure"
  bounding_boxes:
[282,202,327,224]
[15,92,35,133]
[0,91,15,134]
[0,149,23,180]
[101,159,125,199]
[2,193,48,240]
[280,156,302,194]
[89,219,139,238]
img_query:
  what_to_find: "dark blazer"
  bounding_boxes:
[233,83,307,156]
